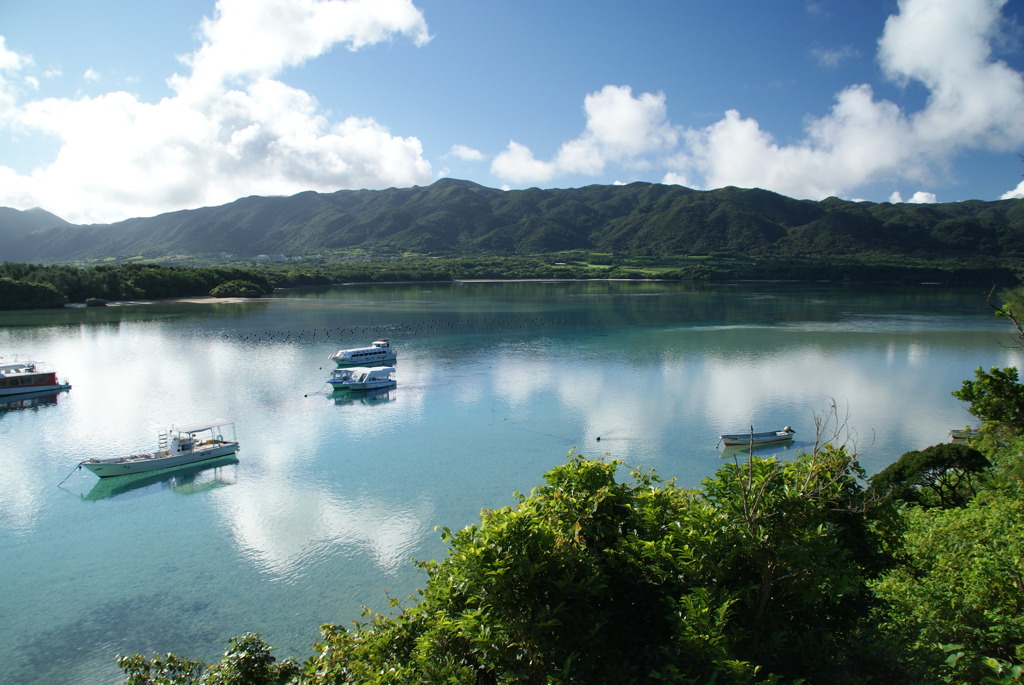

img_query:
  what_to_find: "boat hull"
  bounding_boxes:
[0,380,71,397]
[329,379,397,391]
[720,430,795,447]
[81,442,239,477]
[331,353,397,367]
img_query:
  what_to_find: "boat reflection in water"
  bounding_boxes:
[81,454,239,501]
[719,441,799,459]
[329,387,396,405]
[0,389,65,413]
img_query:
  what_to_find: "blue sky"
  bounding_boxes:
[1,0,1023,224]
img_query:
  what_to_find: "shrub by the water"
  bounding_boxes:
[209,280,265,298]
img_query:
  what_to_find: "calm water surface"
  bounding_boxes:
[0,280,1019,684]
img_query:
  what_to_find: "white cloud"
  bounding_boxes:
[446,144,484,162]
[0,35,33,120]
[811,45,860,68]
[908,190,938,203]
[0,36,29,72]
[662,172,690,187]
[878,0,1024,150]
[492,85,677,182]
[173,0,430,100]
[0,0,434,223]
[1001,180,1024,199]
[491,140,556,184]
[493,0,1024,203]
[890,190,939,203]
[83,68,100,82]
[679,0,1024,199]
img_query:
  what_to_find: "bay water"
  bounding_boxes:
[0,280,1019,684]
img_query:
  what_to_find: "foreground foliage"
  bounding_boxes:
[117,428,1024,684]
[303,445,887,684]
[117,633,298,685]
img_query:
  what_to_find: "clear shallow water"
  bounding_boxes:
[0,280,1020,684]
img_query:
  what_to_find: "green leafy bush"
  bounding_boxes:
[209,280,265,298]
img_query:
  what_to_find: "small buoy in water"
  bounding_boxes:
[596,436,601,442]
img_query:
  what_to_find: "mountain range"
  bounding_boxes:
[2,178,1023,263]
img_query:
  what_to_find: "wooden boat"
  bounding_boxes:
[719,426,795,447]
[329,339,397,367]
[79,420,239,478]
[327,366,396,391]
[0,361,71,397]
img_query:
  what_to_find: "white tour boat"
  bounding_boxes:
[327,366,396,391]
[329,338,397,367]
[0,361,71,397]
[79,420,239,478]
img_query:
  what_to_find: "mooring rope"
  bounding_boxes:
[57,462,84,487]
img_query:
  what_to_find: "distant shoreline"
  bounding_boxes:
[68,296,255,307]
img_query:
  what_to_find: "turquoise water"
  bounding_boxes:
[0,280,1019,684]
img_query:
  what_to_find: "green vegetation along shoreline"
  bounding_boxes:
[1,254,1019,310]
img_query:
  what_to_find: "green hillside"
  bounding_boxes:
[3,179,1023,264]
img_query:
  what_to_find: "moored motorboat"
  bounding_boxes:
[82,454,239,501]
[329,338,397,367]
[0,361,71,397]
[719,426,795,447]
[949,427,979,441]
[79,419,239,478]
[327,366,396,391]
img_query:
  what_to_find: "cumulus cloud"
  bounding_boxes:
[0,0,434,223]
[173,0,431,100]
[446,144,484,162]
[672,0,1024,200]
[492,85,677,183]
[0,36,33,118]
[491,140,557,184]
[1002,181,1024,199]
[493,0,1024,204]
[891,190,939,203]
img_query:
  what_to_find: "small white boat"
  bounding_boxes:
[719,426,795,447]
[0,361,71,397]
[949,428,979,441]
[327,366,396,391]
[329,338,397,367]
[79,420,239,478]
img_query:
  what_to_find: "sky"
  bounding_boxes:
[1,0,1024,225]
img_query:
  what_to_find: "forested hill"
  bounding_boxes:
[4,178,1024,263]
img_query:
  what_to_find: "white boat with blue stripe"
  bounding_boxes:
[329,338,397,367]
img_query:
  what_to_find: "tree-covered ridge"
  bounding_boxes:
[4,179,1024,263]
